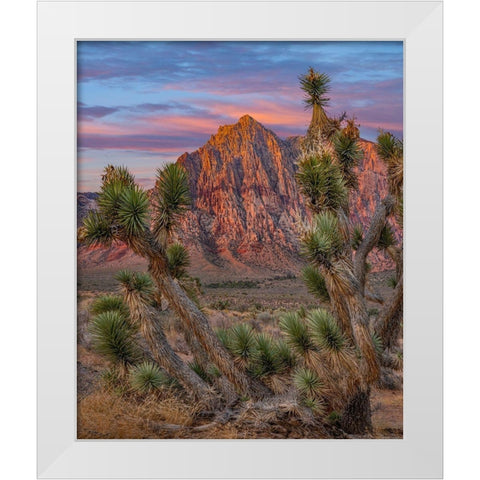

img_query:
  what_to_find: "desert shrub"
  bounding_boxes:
[129,361,169,393]
[210,299,230,310]
[293,367,324,398]
[89,311,141,367]
[256,311,274,323]
[249,333,281,378]
[228,324,256,363]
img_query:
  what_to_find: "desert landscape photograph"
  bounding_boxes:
[76,41,403,439]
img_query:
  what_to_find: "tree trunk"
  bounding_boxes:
[375,275,403,350]
[128,301,218,407]
[354,196,394,294]
[149,259,270,399]
[340,386,373,435]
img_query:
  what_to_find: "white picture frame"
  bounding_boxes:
[37,0,443,478]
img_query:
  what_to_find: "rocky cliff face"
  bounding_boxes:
[78,115,400,279]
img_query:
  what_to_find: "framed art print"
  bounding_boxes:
[38,1,443,478]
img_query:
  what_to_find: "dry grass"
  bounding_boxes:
[78,389,202,439]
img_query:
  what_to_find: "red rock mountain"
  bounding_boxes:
[78,115,398,279]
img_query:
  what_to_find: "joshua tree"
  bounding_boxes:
[295,68,403,433]
[79,163,266,399]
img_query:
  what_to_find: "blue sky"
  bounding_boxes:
[77,41,403,191]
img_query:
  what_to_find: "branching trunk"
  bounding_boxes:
[354,196,394,294]
[138,307,218,406]
[149,260,270,399]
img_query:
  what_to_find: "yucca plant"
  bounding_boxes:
[296,154,348,215]
[294,367,324,399]
[80,163,260,399]
[293,68,403,434]
[301,265,330,303]
[279,312,315,356]
[228,324,256,366]
[275,339,297,371]
[129,361,170,393]
[166,242,191,279]
[90,295,129,317]
[332,129,363,191]
[89,311,141,372]
[151,163,191,247]
[115,269,216,403]
[249,333,281,378]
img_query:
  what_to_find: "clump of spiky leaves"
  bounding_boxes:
[294,367,324,399]
[249,333,281,378]
[377,222,396,251]
[279,312,315,356]
[351,224,364,250]
[227,324,256,366]
[90,295,129,317]
[332,130,363,190]
[216,328,232,350]
[151,163,191,247]
[302,396,326,416]
[301,211,344,267]
[387,276,398,288]
[80,166,150,247]
[166,242,190,279]
[302,265,330,302]
[275,339,297,371]
[89,311,141,369]
[308,309,355,373]
[371,332,384,356]
[115,270,154,303]
[296,154,348,214]
[376,131,403,200]
[299,67,331,109]
[129,361,170,393]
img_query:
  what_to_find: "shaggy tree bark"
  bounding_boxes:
[340,386,373,435]
[375,274,403,350]
[149,258,270,399]
[353,196,394,294]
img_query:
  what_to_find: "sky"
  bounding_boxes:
[77,41,403,192]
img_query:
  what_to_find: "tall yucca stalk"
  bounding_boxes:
[294,68,404,434]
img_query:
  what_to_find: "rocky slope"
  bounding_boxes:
[78,115,399,279]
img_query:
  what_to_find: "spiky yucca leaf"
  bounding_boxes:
[332,130,363,190]
[303,396,326,416]
[166,243,190,279]
[249,333,281,378]
[116,186,149,237]
[351,224,364,250]
[228,324,256,362]
[308,309,346,353]
[90,295,129,317]
[377,222,396,251]
[101,164,135,187]
[89,311,141,366]
[301,211,344,266]
[376,131,403,199]
[371,332,384,355]
[275,339,297,370]
[279,312,315,355]
[294,367,324,398]
[387,275,398,289]
[188,360,210,383]
[129,361,169,393]
[115,270,154,296]
[296,154,348,214]
[216,328,232,350]
[152,163,191,244]
[80,210,113,247]
[302,265,330,302]
[299,68,331,108]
